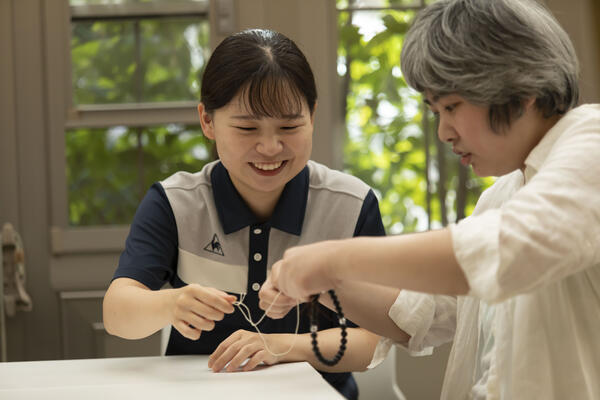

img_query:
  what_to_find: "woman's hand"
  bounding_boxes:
[170,284,236,340]
[270,240,343,300]
[208,330,289,372]
[257,279,301,318]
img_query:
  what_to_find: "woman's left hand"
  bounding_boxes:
[208,329,289,372]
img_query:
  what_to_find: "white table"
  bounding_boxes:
[0,355,344,399]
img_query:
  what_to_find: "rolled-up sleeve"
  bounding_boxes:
[369,291,456,368]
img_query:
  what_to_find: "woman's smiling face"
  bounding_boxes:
[199,92,314,206]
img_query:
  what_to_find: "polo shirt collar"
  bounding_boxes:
[211,162,308,235]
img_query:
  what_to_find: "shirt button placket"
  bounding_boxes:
[247,224,269,318]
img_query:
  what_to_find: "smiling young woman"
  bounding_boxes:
[103,28,388,400]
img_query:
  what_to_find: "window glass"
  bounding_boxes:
[66,125,212,226]
[71,18,209,104]
[66,1,212,226]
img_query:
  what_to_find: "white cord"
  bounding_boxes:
[233,292,300,357]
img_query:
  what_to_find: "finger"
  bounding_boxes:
[179,312,215,332]
[269,262,282,290]
[258,297,296,311]
[243,350,267,371]
[263,309,286,319]
[264,304,295,317]
[267,311,291,319]
[188,300,228,323]
[258,291,291,311]
[273,261,295,298]
[173,319,201,340]
[258,280,277,302]
[200,293,236,314]
[189,285,236,314]
[175,295,227,324]
[258,301,290,319]
[226,343,261,372]
[260,283,296,307]
[209,331,241,369]
[211,338,245,372]
[205,287,238,305]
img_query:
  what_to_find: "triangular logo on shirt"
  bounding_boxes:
[203,233,224,256]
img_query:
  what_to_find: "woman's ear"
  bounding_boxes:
[198,103,215,140]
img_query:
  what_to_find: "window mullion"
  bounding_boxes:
[66,103,199,128]
[70,2,209,21]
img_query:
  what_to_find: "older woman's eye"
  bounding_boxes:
[444,102,460,113]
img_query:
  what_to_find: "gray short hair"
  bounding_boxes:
[401,0,579,132]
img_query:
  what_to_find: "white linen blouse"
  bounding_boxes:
[370,104,600,400]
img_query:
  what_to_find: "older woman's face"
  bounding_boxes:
[424,93,549,177]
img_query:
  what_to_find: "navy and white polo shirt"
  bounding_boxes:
[114,159,384,397]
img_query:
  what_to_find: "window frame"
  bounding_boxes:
[46,0,210,256]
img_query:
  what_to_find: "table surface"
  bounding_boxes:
[0,355,343,399]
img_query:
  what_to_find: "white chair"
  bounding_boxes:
[355,342,452,399]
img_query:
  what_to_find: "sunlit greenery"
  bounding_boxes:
[66,125,213,225]
[338,2,493,233]
[71,17,209,104]
[66,3,493,228]
[68,15,212,225]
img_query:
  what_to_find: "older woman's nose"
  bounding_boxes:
[437,116,457,143]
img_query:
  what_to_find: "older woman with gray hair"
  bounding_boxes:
[260,0,600,398]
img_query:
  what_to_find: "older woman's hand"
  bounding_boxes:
[268,240,343,300]
[257,279,299,319]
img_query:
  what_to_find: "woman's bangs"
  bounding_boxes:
[238,75,306,119]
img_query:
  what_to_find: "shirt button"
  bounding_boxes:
[253,253,262,262]
[253,228,262,234]
[252,282,261,291]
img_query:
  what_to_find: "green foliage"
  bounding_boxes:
[66,125,213,226]
[68,16,212,226]
[338,6,492,233]
[66,5,493,229]
[71,17,209,104]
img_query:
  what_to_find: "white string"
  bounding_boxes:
[233,291,300,357]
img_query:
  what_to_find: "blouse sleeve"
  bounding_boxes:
[368,290,456,368]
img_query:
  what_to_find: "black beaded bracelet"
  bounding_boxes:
[309,290,347,366]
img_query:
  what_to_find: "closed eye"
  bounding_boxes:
[425,104,439,117]
[234,126,256,131]
[281,126,300,131]
[444,102,460,113]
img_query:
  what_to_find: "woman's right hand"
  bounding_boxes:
[258,278,304,319]
[170,284,236,340]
